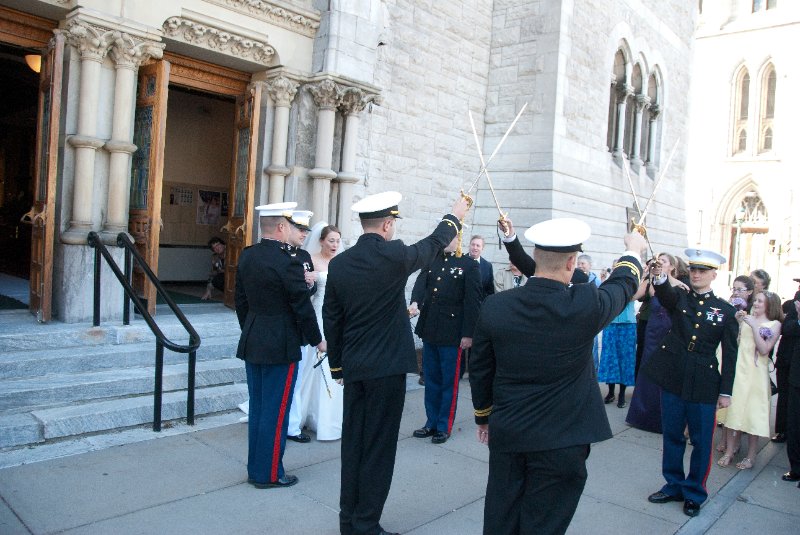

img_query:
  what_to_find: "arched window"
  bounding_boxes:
[733,68,750,154]
[641,73,658,165]
[759,64,776,152]
[624,64,642,157]
[607,50,626,152]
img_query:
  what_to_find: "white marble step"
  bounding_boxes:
[0,336,239,380]
[0,383,249,448]
[0,358,245,411]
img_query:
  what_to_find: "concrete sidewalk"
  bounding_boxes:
[1,382,797,535]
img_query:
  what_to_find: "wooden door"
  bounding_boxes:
[128,60,169,315]
[222,84,262,308]
[26,32,64,322]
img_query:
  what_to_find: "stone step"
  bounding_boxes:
[0,310,241,353]
[0,383,249,449]
[0,336,239,380]
[0,358,245,411]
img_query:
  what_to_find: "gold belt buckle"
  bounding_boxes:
[687,342,695,351]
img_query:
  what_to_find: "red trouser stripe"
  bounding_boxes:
[701,412,717,490]
[446,347,462,434]
[271,362,296,482]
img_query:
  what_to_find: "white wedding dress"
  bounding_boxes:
[298,271,344,440]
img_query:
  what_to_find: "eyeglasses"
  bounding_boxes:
[731,287,750,294]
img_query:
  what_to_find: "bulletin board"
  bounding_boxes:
[160,181,229,246]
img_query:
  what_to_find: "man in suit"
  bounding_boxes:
[774,289,800,444]
[409,233,482,444]
[324,191,470,535]
[469,235,495,298]
[643,249,738,517]
[235,202,325,489]
[779,291,800,484]
[285,209,318,444]
[469,218,646,534]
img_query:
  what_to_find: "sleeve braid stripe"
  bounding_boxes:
[330,367,342,372]
[612,260,641,281]
[474,406,493,417]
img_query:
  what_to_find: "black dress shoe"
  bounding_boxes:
[648,491,683,504]
[782,472,800,482]
[772,433,787,443]
[604,393,615,404]
[287,433,311,443]
[413,426,435,438]
[432,431,450,444]
[617,399,627,408]
[250,474,299,489]
[683,499,701,517]
[377,530,399,535]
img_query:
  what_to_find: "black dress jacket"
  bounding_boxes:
[776,293,800,369]
[411,252,482,346]
[642,283,738,403]
[234,238,322,365]
[504,235,589,284]
[323,215,461,382]
[469,255,642,453]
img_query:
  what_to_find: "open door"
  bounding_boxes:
[129,60,169,315]
[222,83,262,308]
[24,32,64,322]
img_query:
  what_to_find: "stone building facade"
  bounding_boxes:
[685,1,799,299]
[0,0,695,323]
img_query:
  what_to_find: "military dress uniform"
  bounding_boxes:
[503,234,589,284]
[470,218,643,535]
[411,251,482,441]
[323,191,462,535]
[235,208,322,487]
[642,250,738,511]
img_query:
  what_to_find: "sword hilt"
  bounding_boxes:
[498,212,510,237]
[630,218,648,240]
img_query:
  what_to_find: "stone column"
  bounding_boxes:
[630,94,650,168]
[62,21,116,244]
[336,87,371,238]
[101,34,164,242]
[612,84,633,159]
[646,105,661,172]
[307,79,342,223]
[265,76,299,203]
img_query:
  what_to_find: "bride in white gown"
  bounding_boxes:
[297,222,344,440]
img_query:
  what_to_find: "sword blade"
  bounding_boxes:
[468,111,505,218]
[622,159,644,218]
[464,102,528,194]
[637,139,680,226]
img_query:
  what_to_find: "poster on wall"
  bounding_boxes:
[169,186,193,206]
[197,190,222,226]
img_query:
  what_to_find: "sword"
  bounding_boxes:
[468,110,509,236]
[313,351,332,398]
[621,158,655,259]
[463,102,528,195]
[636,138,680,226]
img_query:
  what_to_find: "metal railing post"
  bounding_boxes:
[93,241,101,327]
[187,349,196,425]
[123,247,131,326]
[153,341,164,432]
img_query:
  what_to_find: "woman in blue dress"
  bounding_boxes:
[626,253,686,432]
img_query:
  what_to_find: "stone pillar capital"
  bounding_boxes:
[109,33,164,70]
[635,94,650,112]
[339,87,374,116]
[616,83,634,100]
[649,104,661,120]
[308,79,342,110]
[64,19,116,62]
[265,76,299,107]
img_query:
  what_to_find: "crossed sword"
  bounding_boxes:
[462,102,529,236]
[621,139,680,260]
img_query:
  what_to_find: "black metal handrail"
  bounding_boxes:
[87,231,201,432]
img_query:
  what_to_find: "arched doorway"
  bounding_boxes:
[729,190,769,277]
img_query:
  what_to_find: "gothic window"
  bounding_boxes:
[607,50,626,152]
[759,64,776,153]
[623,64,643,157]
[752,0,777,12]
[733,68,750,154]
[734,193,768,226]
[641,73,659,165]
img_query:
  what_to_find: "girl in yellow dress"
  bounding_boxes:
[718,291,783,469]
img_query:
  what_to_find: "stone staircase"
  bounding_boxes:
[0,304,247,450]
